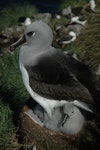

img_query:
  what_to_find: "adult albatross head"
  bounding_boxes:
[10,20,94,135]
[10,20,53,51]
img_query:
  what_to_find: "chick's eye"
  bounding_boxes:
[72,111,74,113]
[27,31,35,37]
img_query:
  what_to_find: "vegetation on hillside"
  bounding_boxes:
[75,12,100,70]
[60,0,88,8]
[0,3,37,30]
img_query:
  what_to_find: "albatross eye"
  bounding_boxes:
[27,31,35,37]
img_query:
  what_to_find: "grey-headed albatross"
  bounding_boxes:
[10,20,94,135]
[57,31,77,46]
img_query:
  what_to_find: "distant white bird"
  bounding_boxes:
[33,145,36,150]
[96,64,100,76]
[59,31,77,44]
[18,17,32,26]
[89,0,96,11]
[55,31,77,48]
[55,14,61,19]
[23,17,32,26]
[71,16,87,26]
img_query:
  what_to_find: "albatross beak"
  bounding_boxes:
[9,35,26,52]
[62,114,69,126]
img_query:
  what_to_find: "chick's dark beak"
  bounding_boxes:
[62,114,69,126]
[9,35,26,52]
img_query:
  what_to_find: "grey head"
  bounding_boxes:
[62,100,94,124]
[60,102,86,135]
[9,20,55,66]
[61,102,75,126]
[24,20,53,47]
[10,20,54,52]
[63,102,74,116]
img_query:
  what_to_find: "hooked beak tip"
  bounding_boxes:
[9,34,26,53]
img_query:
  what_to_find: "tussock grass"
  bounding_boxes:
[75,12,100,70]
[60,0,88,9]
[0,50,29,107]
[0,3,37,30]
[0,50,29,149]
[0,100,18,149]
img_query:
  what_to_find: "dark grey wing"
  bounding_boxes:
[63,54,100,92]
[63,53,100,112]
[25,51,94,107]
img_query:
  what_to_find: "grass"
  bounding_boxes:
[60,0,88,9]
[75,12,100,70]
[0,50,29,149]
[0,100,18,149]
[0,50,29,107]
[0,2,37,30]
